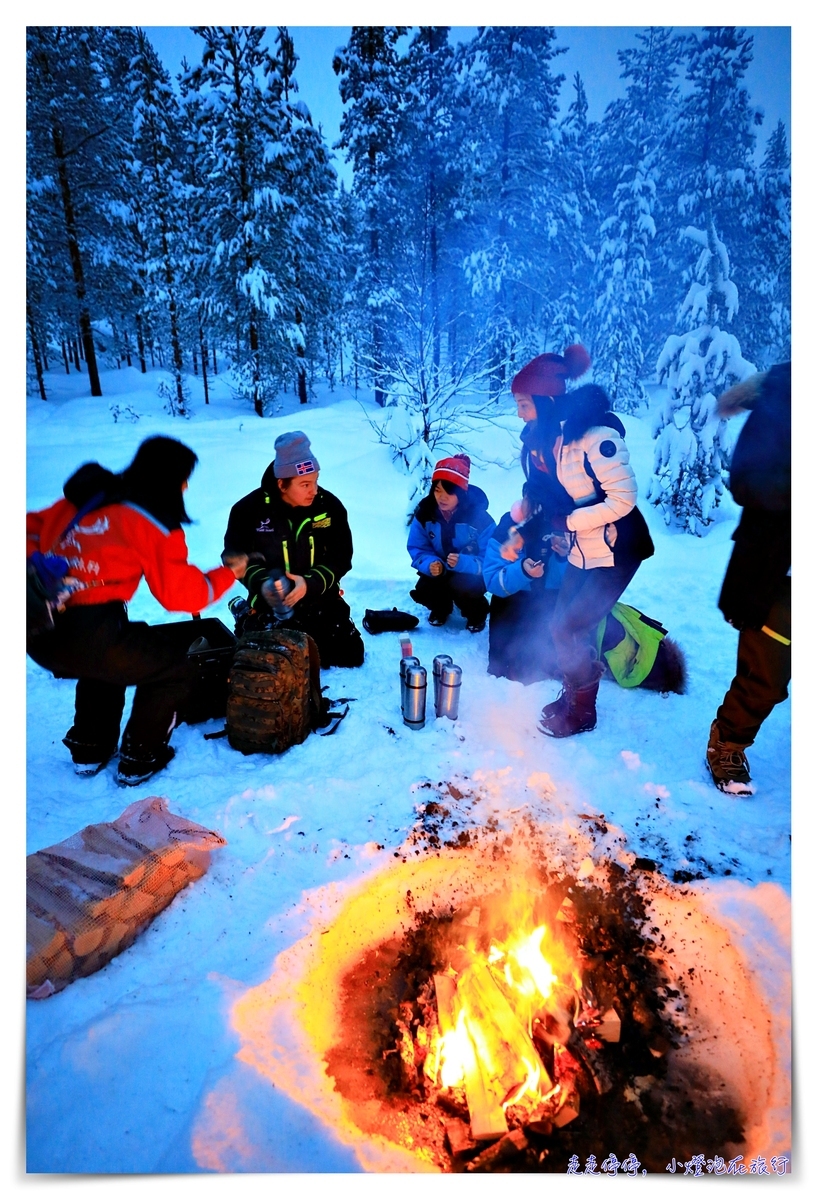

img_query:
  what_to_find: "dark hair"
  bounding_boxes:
[120,436,198,530]
[430,478,461,498]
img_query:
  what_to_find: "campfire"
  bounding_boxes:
[228,781,790,1174]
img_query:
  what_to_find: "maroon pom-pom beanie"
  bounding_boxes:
[510,345,591,397]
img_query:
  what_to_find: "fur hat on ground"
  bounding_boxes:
[432,454,471,490]
[273,431,320,478]
[511,345,591,398]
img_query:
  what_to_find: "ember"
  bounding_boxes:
[230,801,790,1174]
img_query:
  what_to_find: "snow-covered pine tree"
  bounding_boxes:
[457,26,566,395]
[268,28,341,405]
[333,27,407,405]
[184,27,290,416]
[27,26,137,396]
[669,28,761,359]
[649,219,756,533]
[551,72,598,352]
[741,120,791,368]
[590,27,682,412]
[127,31,191,414]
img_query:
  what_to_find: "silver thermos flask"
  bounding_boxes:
[433,654,453,713]
[403,664,427,730]
[400,654,420,718]
[436,662,462,721]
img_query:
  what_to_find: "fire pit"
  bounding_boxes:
[231,782,790,1174]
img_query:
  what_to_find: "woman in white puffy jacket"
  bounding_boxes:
[510,371,654,738]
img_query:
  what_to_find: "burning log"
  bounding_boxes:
[444,1118,479,1160]
[597,1007,621,1043]
[465,1128,530,1172]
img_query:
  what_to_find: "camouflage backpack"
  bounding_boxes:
[225,627,323,755]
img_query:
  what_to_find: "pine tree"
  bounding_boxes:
[649,219,755,533]
[591,28,682,411]
[27,26,136,396]
[268,28,341,405]
[184,27,290,416]
[334,27,407,405]
[671,27,762,358]
[742,120,791,367]
[553,72,598,351]
[456,26,566,394]
[127,30,191,414]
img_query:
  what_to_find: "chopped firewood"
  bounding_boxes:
[465,1128,529,1172]
[597,1006,621,1043]
[460,906,481,928]
[444,1118,479,1160]
[433,974,457,1035]
[556,896,575,923]
[457,961,552,1098]
[462,1038,508,1141]
[435,1088,469,1120]
[552,1088,580,1127]
[525,1118,553,1138]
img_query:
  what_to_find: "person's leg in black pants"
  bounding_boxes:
[550,563,638,685]
[28,602,198,774]
[541,562,638,736]
[410,573,454,623]
[295,592,365,668]
[449,573,490,630]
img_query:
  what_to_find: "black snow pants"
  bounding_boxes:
[716,578,791,747]
[27,601,197,759]
[550,561,639,686]
[237,589,364,669]
[411,571,489,624]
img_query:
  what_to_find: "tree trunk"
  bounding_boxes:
[294,303,308,404]
[61,340,70,375]
[27,301,47,400]
[212,344,218,374]
[71,338,80,370]
[199,327,209,404]
[135,314,147,373]
[192,349,198,376]
[52,126,102,395]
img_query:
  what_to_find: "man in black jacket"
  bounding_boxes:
[222,431,364,668]
[706,363,791,794]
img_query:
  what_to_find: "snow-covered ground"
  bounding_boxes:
[24,363,793,1184]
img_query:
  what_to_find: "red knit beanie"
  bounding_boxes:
[510,345,591,397]
[432,454,471,490]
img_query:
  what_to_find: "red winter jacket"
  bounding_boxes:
[26,498,235,614]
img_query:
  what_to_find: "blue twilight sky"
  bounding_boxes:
[144,25,791,189]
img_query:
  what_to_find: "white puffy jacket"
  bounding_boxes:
[556,426,637,569]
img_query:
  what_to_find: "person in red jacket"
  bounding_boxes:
[27,437,247,785]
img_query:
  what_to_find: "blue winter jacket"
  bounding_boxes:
[484,512,566,595]
[407,486,496,578]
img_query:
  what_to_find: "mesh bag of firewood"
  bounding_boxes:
[26,796,227,999]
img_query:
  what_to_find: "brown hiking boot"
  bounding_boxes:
[706,720,755,795]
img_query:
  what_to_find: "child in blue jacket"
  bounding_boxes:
[407,455,496,632]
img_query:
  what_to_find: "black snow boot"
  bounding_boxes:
[62,733,118,778]
[116,736,176,787]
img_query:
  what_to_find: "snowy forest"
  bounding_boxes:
[26,25,790,533]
